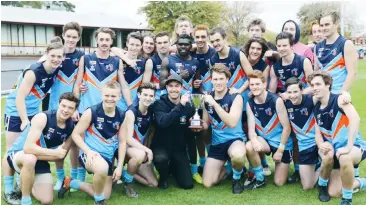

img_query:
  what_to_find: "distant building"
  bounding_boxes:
[1,6,152,56]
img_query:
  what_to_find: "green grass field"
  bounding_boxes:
[1,61,366,205]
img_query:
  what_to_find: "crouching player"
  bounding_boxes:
[60,81,133,205]
[245,70,292,189]
[309,71,366,205]
[6,92,79,205]
[121,83,156,198]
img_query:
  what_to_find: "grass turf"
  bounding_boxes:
[1,60,366,204]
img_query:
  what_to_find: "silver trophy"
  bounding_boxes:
[189,94,204,128]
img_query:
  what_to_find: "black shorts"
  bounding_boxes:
[208,138,243,161]
[299,145,319,165]
[266,145,293,164]
[333,145,366,169]
[78,152,113,176]
[4,115,34,132]
[7,151,51,174]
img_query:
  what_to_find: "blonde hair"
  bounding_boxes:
[248,70,266,83]
[172,15,193,43]
[210,64,231,79]
[95,27,116,39]
[103,81,121,90]
[46,36,63,52]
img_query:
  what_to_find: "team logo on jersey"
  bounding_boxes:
[228,62,235,70]
[207,104,214,114]
[96,121,103,130]
[73,58,80,67]
[157,65,161,71]
[291,68,299,76]
[112,121,120,130]
[180,116,187,124]
[254,107,259,117]
[265,108,272,116]
[97,117,104,122]
[222,104,229,112]
[89,61,96,71]
[331,48,337,56]
[106,64,114,72]
[317,48,324,58]
[60,133,68,142]
[40,78,48,88]
[287,108,293,113]
[316,114,323,126]
[45,128,55,139]
[300,108,308,116]
[136,117,143,127]
[175,63,184,71]
[135,66,142,75]
[329,109,334,118]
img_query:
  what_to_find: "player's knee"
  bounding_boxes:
[203,178,214,188]
[321,154,334,165]
[149,180,158,188]
[23,154,37,167]
[245,142,254,153]
[134,150,147,164]
[274,177,286,186]
[339,154,352,167]
[39,196,53,205]
[93,165,108,176]
[328,186,341,197]
[153,152,169,164]
[302,183,314,190]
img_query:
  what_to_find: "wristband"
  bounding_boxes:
[278,143,285,153]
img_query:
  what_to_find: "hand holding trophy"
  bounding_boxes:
[189,94,204,129]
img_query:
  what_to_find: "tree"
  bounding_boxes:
[297,2,363,43]
[1,1,75,12]
[138,1,224,34]
[220,1,257,47]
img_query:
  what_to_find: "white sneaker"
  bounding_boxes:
[53,180,63,191]
[263,165,271,176]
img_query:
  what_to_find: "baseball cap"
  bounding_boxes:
[166,74,183,85]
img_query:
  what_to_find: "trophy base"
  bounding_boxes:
[188,125,202,129]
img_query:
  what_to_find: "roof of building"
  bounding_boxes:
[1,6,151,31]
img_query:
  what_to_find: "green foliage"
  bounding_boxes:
[1,1,75,12]
[138,1,225,34]
[263,30,277,44]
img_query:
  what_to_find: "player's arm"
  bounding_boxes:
[23,113,67,161]
[305,47,314,65]
[338,98,360,150]
[263,65,270,85]
[246,103,258,140]
[269,66,278,93]
[125,110,152,153]
[71,108,92,153]
[301,58,314,94]
[211,95,243,128]
[276,98,291,150]
[118,59,133,106]
[238,51,253,93]
[341,40,358,92]
[154,102,183,128]
[73,56,85,99]
[159,57,169,89]
[314,123,324,148]
[143,125,155,148]
[143,58,153,83]
[16,70,36,128]
[313,47,320,71]
[201,104,210,130]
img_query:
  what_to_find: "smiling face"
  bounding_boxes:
[210,33,226,52]
[138,88,155,107]
[249,25,263,38]
[142,36,155,55]
[249,77,266,96]
[277,38,293,57]
[57,99,77,120]
[311,24,324,43]
[45,48,64,69]
[96,32,113,52]
[101,87,121,109]
[166,81,182,100]
[127,37,142,57]
[155,35,170,55]
[194,30,208,49]
[176,38,192,57]
[286,84,302,105]
[310,76,330,100]
[248,42,263,61]
[211,71,228,92]
[283,22,296,40]
[62,29,80,50]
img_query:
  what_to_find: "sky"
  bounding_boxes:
[72,0,366,35]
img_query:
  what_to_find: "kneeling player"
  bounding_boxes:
[245,70,292,189]
[61,82,133,205]
[309,71,366,205]
[6,92,78,205]
[121,83,156,198]
[200,64,247,194]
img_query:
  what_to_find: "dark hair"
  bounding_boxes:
[285,77,303,90]
[307,70,333,91]
[248,70,266,83]
[95,27,116,39]
[59,92,80,108]
[247,18,266,32]
[155,31,170,40]
[209,27,226,39]
[127,31,143,44]
[46,36,63,52]
[276,32,294,46]
[63,21,82,37]
[137,82,156,94]
[210,64,231,79]
[243,37,269,59]
[177,34,193,44]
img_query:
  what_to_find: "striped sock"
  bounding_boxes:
[318,177,329,186]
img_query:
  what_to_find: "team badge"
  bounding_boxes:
[180,116,187,124]
[265,108,272,116]
[300,108,308,116]
[106,64,114,72]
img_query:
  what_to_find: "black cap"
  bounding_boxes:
[166,74,183,85]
